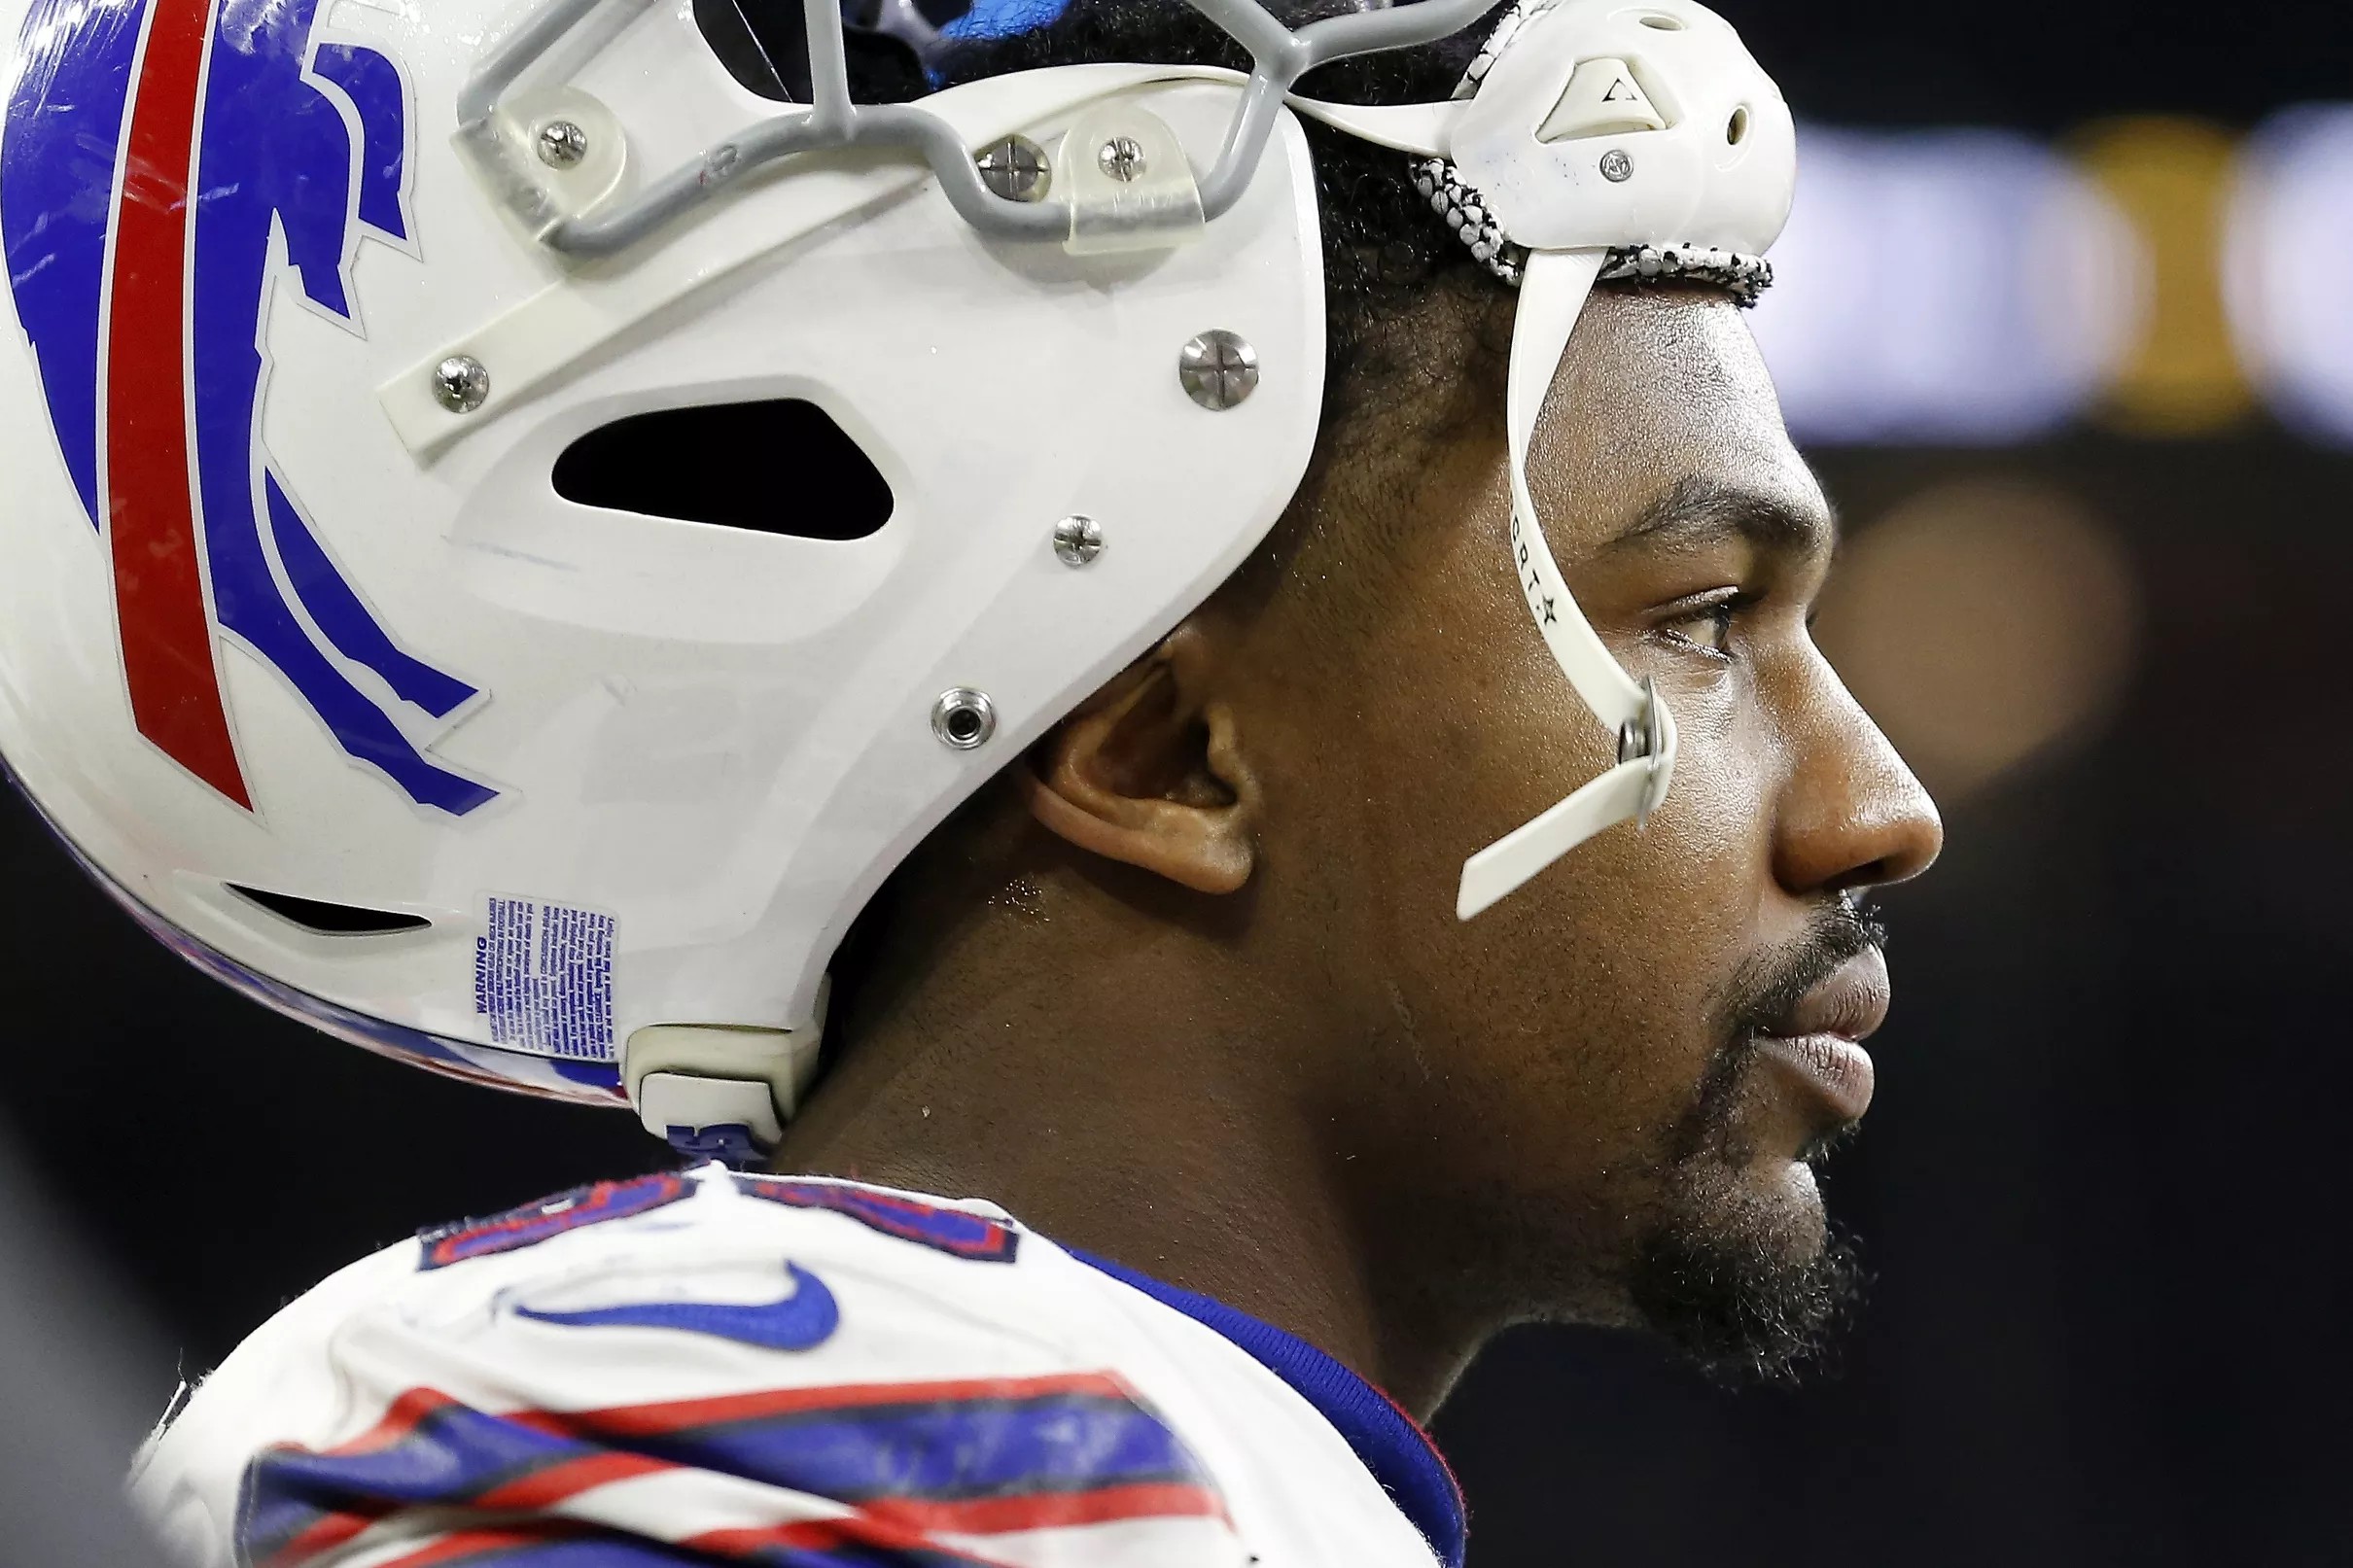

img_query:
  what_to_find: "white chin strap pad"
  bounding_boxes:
[1446,0,1796,258]
[1499,251,1642,730]
[1408,0,1792,921]
[1454,248,1676,921]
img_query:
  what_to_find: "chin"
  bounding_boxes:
[1754,1155,1829,1247]
[1625,1147,1860,1384]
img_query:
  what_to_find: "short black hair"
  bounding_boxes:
[933,0,1515,414]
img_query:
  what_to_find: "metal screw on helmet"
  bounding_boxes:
[931,688,997,750]
[1178,331,1258,410]
[431,355,490,414]
[1599,148,1634,183]
[1617,677,1665,764]
[1052,515,1104,567]
[975,135,1051,202]
[536,120,588,168]
[1097,136,1146,182]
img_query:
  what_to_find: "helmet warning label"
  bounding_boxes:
[473,896,616,1060]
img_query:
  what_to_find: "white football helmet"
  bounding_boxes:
[0,0,1792,1157]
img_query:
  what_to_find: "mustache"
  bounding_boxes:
[1724,895,1888,1042]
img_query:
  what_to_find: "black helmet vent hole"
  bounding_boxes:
[552,399,895,540]
[227,885,432,936]
[691,0,932,104]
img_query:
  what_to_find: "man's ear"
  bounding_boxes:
[1021,623,1260,894]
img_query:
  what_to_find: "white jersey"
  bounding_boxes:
[136,1164,1464,1568]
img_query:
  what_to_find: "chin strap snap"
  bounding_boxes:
[624,983,827,1167]
[1453,249,1680,922]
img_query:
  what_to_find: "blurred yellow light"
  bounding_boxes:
[2074,118,2255,436]
[1813,478,2140,806]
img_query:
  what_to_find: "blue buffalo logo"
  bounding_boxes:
[2,0,493,814]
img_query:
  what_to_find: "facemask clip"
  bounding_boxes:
[1063,100,1207,255]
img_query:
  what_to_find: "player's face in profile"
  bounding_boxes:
[1238,287,1945,1376]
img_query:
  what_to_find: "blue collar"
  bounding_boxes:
[1071,1249,1466,1568]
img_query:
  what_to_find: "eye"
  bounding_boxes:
[1657,590,1746,658]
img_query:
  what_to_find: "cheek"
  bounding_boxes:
[1650,665,1783,922]
[1614,670,1786,1049]
[1342,623,1781,1204]
[1262,473,1779,1203]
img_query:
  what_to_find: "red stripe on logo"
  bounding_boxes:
[105,0,249,808]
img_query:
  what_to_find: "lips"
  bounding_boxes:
[1752,946,1891,1125]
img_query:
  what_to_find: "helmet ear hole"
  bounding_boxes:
[552,399,895,540]
[1636,12,1685,28]
[1727,105,1750,144]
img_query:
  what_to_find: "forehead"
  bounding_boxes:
[1527,287,1825,557]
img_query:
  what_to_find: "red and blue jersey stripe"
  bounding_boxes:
[238,1373,1230,1568]
[731,1177,1021,1265]
[417,1175,696,1272]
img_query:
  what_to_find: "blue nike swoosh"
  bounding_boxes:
[514,1261,839,1352]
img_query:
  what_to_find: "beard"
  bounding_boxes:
[1627,1154,1862,1384]
[1625,898,1884,1383]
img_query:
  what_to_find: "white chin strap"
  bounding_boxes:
[1455,247,1676,922]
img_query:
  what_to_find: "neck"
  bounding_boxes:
[770,823,1482,1416]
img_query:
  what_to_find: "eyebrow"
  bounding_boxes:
[1605,476,1839,561]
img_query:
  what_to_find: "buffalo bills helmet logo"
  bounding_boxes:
[2,0,493,814]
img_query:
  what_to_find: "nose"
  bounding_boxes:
[1773,660,1944,898]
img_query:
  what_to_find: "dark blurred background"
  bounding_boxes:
[6,1,2350,1564]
